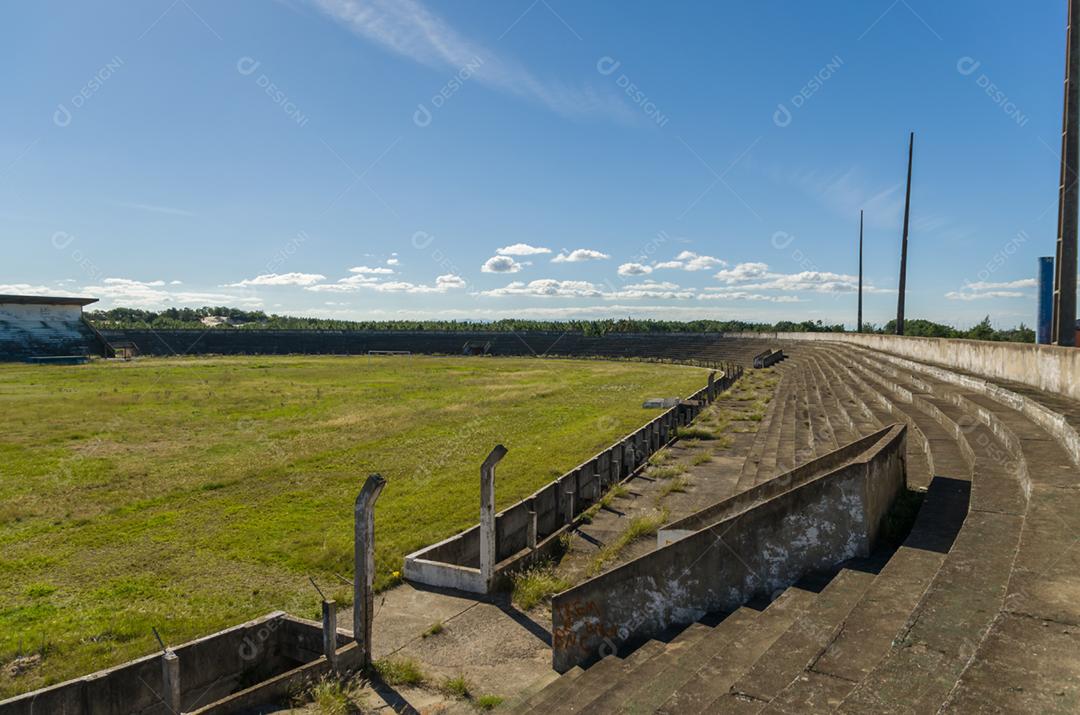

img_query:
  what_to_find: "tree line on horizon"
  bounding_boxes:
[86,307,1036,343]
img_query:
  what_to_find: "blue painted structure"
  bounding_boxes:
[1037,257,1054,345]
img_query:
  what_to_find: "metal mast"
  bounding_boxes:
[858,210,864,333]
[1053,0,1080,346]
[896,132,914,336]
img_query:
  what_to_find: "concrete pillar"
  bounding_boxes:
[162,650,180,714]
[708,371,717,401]
[322,600,338,671]
[354,473,386,667]
[565,486,576,523]
[526,499,537,550]
[611,450,622,484]
[480,445,508,592]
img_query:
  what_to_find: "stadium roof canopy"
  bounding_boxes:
[0,294,98,306]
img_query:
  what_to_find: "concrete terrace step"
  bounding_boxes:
[554,639,670,714]
[655,587,818,714]
[764,471,970,712]
[510,665,584,714]
[715,566,879,711]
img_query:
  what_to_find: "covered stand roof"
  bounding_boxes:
[0,294,98,307]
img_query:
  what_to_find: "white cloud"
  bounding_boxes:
[0,283,60,296]
[945,278,1036,301]
[698,290,802,303]
[476,279,604,298]
[83,278,263,308]
[714,262,770,284]
[617,262,653,277]
[653,251,725,272]
[309,0,632,121]
[387,257,400,266]
[552,248,611,263]
[496,243,551,256]
[349,265,395,275]
[226,272,326,287]
[111,200,194,216]
[605,280,695,300]
[481,255,525,273]
[306,272,466,294]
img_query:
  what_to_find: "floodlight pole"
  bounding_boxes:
[1053,0,1080,346]
[858,210,864,333]
[896,133,914,336]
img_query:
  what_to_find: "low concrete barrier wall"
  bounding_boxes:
[550,424,906,673]
[725,331,1080,404]
[404,369,744,593]
[0,613,341,715]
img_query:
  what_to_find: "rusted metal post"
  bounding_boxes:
[896,132,914,335]
[322,600,338,671]
[480,445,508,592]
[354,473,386,667]
[1055,0,1080,346]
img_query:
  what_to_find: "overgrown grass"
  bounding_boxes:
[0,355,706,696]
[690,451,713,466]
[296,676,363,715]
[677,425,717,440]
[475,694,505,710]
[647,464,687,480]
[587,510,669,576]
[511,563,571,610]
[580,484,630,523]
[422,621,445,638]
[440,675,472,699]
[373,657,427,687]
[656,476,690,502]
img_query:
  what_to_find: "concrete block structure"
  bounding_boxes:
[0,294,108,360]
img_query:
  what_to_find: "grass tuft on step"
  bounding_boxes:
[373,657,427,687]
[511,563,571,610]
[587,509,669,576]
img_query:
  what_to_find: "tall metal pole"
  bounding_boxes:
[896,132,914,336]
[858,210,864,333]
[1053,0,1080,346]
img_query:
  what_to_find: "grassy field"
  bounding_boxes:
[0,355,707,696]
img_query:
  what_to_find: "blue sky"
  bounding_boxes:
[0,1,1068,327]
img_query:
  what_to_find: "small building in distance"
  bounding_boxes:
[0,294,111,361]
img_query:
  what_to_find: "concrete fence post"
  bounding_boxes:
[526,499,538,550]
[162,650,181,714]
[480,445,508,592]
[322,600,338,671]
[354,473,386,668]
[565,487,576,523]
[612,449,622,484]
[708,371,716,401]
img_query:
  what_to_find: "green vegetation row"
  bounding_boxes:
[87,307,1035,343]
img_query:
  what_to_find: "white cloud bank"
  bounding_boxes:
[226,272,326,287]
[481,255,525,273]
[552,249,611,263]
[496,243,551,256]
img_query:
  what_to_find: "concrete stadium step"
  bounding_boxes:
[829,350,965,490]
[711,564,879,711]
[813,351,882,439]
[551,638,673,714]
[655,587,818,714]
[614,609,761,715]
[510,665,584,714]
[827,351,1028,712]
[806,352,860,444]
[764,471,970,712]
[737,370,790,490]
[802,352,844,452]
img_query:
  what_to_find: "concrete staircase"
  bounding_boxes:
[512,342,1080,713]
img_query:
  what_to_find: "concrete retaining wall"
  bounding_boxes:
[726,331,1080,404]
[404,370,744,593]
[550,424,906,673]
[0,613,341,715]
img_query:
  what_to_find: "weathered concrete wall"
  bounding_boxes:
[550,424,906,673]
[0,302,102,360]
[0,613,336,715]
[100,329,772,366]
[726,331,1080,404]
[405,371,745,593]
